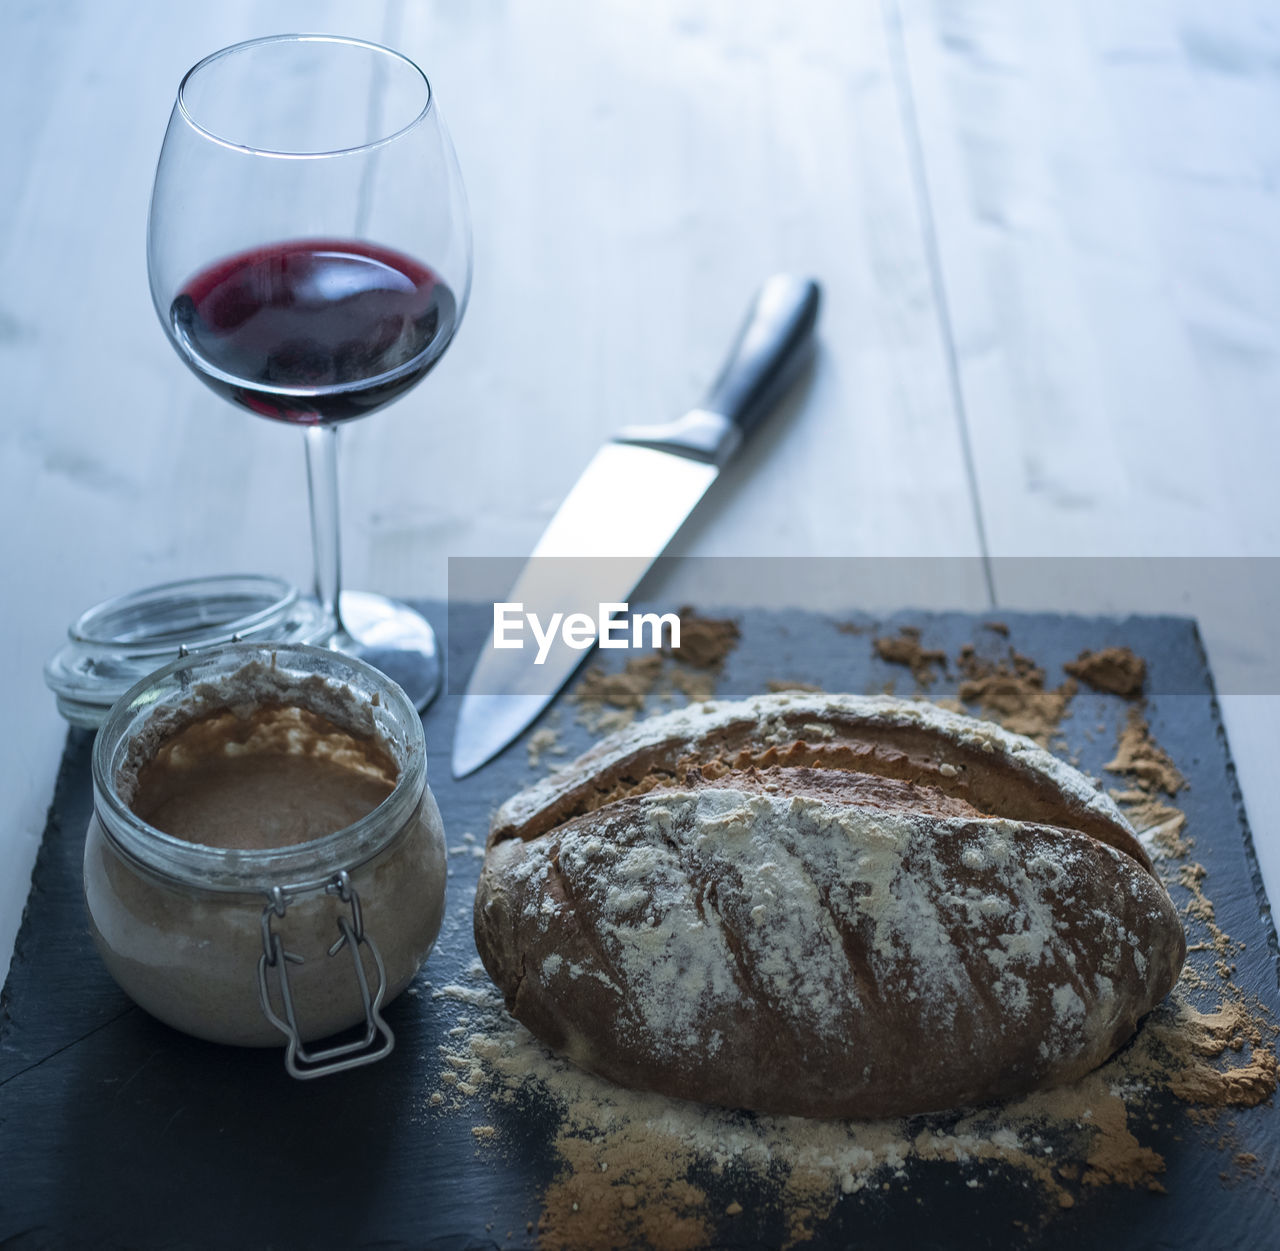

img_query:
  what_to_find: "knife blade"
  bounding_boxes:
[452,274,821,778]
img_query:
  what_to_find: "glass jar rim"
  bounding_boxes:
[177,33,434,159]
[45,574,331,728]
[71,573,301,648]
[91,641,428,894]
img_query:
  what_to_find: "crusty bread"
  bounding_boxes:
[474,693,1185,1118]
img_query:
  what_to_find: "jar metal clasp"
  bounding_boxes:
[256,870,395,1079]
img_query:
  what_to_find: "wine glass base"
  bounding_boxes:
[330,591,441,712]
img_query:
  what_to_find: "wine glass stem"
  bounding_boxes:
[304,424,345,635]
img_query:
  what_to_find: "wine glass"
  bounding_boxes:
[147,34,472,709]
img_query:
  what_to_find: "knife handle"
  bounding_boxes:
[614,274,821,466]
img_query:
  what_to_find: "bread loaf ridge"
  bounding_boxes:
[475,693,1185,1118]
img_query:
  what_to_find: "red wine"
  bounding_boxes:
[170,238,457,424]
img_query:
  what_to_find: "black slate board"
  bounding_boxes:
[2,606,1277,1250]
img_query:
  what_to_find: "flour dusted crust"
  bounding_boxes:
[489,692,1151,871]
[475,693,1185,1118]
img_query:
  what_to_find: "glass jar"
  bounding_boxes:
[84,641,446,1078]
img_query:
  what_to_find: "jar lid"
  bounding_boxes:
[45,574,332,728]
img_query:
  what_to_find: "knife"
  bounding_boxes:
[451,274,821,778]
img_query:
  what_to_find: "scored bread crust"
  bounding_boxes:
[487,692,1152,872]
[475,693,1185,1119]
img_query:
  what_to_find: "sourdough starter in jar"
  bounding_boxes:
[84,643,446,1054]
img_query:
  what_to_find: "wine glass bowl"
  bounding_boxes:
[165,237,459,425]
[147,34,472,707]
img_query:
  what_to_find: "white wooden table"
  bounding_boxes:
[3,0,1277,980]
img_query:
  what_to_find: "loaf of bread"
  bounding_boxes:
[474,693,1185,1118]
